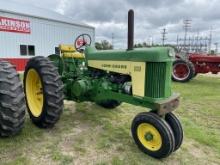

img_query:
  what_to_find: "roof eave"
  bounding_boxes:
[0,9,95,30]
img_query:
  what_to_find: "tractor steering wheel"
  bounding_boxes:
[74,34,92,52]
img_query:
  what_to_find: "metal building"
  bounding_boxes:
[0,1,95,71]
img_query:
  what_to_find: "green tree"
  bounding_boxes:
[95,40,113,50]
[134,42,150,48]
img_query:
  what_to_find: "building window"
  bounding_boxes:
[20,45,27,56]
[55,47,60,55]
[20,45,35,56]
[28,45,35,56]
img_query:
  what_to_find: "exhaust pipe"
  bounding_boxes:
[127,9,134,51]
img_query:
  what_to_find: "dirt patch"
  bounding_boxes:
[64,100,76,112]
[201,73,220,77]
[185,139,220,165]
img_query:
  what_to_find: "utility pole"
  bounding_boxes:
[208,27,212,53]
[111,33,114,49]
[148,35,153,46]
[188,36,191,51]
[150,36,154,46]
[195,29,199,52]
[214,42,218,54]
[191,36,195,51]
[176,35,179,51]
[199,37,203,52]
[205,36,208,52]
[161,28,167,46]
[183,19,192,51]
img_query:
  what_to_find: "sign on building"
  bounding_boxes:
[0,16,30,34]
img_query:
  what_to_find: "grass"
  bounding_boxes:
[0,75,220,165]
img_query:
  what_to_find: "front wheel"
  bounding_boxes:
[165,112,183,152]
[131,112,175,158]
[24,56,64,128]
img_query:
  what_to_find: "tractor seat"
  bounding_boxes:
[59,44,85,59]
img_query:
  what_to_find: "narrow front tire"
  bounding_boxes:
[131,112,175,158]
[165,112,183,151]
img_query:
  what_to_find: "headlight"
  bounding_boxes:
[168,49,175,57]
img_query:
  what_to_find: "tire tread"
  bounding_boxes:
[24,56,64,128]
[0,61,25,137]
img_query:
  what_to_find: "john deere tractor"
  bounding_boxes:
[23,10,183,158]
[0,61,25,136]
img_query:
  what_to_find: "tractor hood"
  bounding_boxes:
[85,46,175,62]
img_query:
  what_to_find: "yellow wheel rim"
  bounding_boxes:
[25,69,44,117]
[137,123,162,151]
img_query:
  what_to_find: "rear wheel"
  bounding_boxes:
[0,61,25,136]
[131,112,175,158]
[96,100,121,109]
[24,56,64,128]
[172,59,195,82]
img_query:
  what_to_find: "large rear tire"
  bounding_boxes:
[172,59,195,82]
[0,61,25,136]
[24,56,64,128]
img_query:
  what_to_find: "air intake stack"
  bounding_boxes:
[127,9,134,50]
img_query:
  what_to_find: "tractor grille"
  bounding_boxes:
[145,62,171,98]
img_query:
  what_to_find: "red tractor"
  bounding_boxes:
[172,52,220,82]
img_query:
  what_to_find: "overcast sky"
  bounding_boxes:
[11,0,220,49]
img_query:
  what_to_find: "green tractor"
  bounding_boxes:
[0,61,25,137]
[23,10,183,158]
